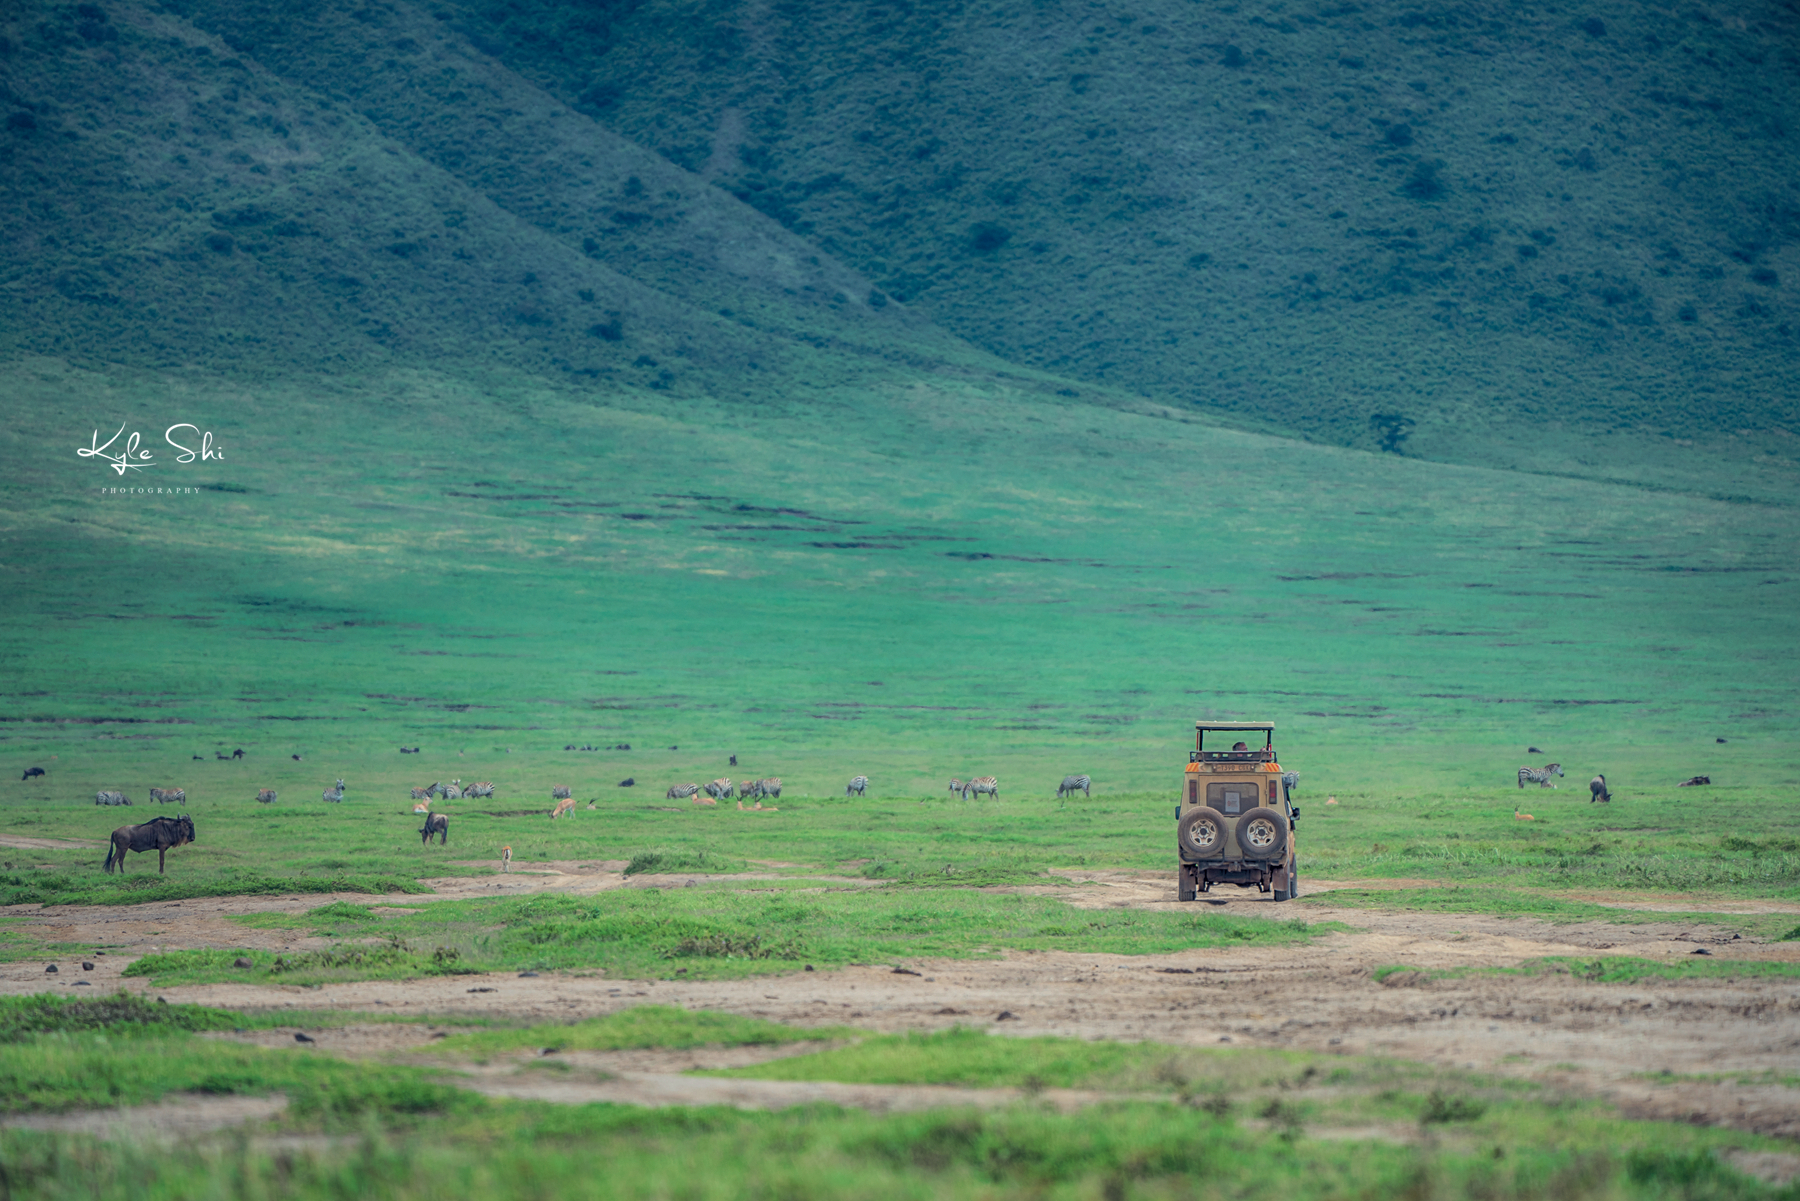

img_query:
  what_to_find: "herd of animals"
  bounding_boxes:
[15,747,1726,875]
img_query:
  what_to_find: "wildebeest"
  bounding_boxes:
[103,814,195,874]
[466,782,495,799]
[419,813,449,845]
[704,778,734,800]
[21,767,44,781]
[1517,764,1563,788]
[1677,775,1711,787]
[94,791,131,806]
[1058,774,1091,798]
[666,783,700,801]
[322,779,346,803]
[232,748,244,760]
[551,785,572,801]
[1589,775,1612,803]
[618,778,635,787]
[256,788,277,804]
[846,775,869,797]
[551,797,576,820]
[964,776,999,800]
[149,787,186,805]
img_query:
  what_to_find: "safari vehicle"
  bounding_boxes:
[1176,721,1298,902]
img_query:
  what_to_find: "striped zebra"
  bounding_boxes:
[551,785,572,801]
[149,787,186,805]
[441,779,465,800]
[1057,774,1091,798]
[94,790,131,806]
[846,775,869,797]
[751,777,782,799]
[466,782,495,799]
[256,788,277,805]
[1517,763,1563,789]
[964,776,999,801]
[666,783,701,801]
[704,778,734,800]
[948,778,965,797]
[410,786,433,801]
[321,779,346,803]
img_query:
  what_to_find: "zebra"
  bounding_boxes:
[846,775,869,797]
[948,778,966,797]
[964,776,999,801]
[666,783,700,801]
[410,786,433,801]
[149,787,186,805]
[1057,775,1091,798]
[704,778,734,800]
[751,777,782,799]
[551,785,572,801]
[466,782,495,799]
[321,779,346,803]
[1517,763,1563,789]
[1589,775,1611,803]
[95,790,131,806]
[255,788,277,805]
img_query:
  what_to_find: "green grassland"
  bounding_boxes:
[0,998,1794,1200]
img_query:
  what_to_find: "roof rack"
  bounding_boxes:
[1194,721,1275,731]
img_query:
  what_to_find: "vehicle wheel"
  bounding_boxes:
[1273,859,1297,902]
[1235,808,1288,861]
[1178,866,1196,902]
[1177,808,1228,860]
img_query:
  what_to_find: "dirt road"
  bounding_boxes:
[3,872,1796,1138]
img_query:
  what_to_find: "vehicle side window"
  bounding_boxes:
[1206,781,1259,814]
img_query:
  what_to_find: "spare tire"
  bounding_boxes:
[1235,808,1288,860]
[1178,808,1228,860]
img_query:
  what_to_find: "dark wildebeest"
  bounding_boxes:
[22,767,45,781]
[1677,775,1711,787]
[104,814,195,874]
[232,748,244,759]
[1589,775,1612,803]
[420,813,449,845]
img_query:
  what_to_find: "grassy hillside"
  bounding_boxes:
[422,0,1800,456]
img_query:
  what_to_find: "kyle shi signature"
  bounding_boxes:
[78,424,224,475]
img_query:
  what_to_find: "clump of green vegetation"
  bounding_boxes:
[1525,956,1800,984]
[1420,1090,1488,1124]
[623,849,747,876]
[430,1005,855,1058]
[0,871,431,909]
[0,993,246,1042]
[668,933,803,960]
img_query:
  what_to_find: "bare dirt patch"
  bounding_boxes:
[3,880,1797,1137]
[2,1093,287,1139]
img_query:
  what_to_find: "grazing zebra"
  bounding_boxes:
[255,788,277,805]
[94,791,131,806]
[551,797,576,820]
[321,779,346,803]
[964,776,999,801]
[1057,775,1091,798]
[149,787,186,805]
[846,775,869,797]
[745,778,782,800]
[550,785,572,801]
[466,782,495,799]
[948,778,965,796]
[410,786,433,801]
[666,783,701,801]
[1517,763,1563,789]
[440,780,465,800]
[704,778,734,800]
[1589,775,1611,803]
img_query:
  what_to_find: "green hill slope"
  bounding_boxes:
[421,0,1800,456]
[0,0,1017,400]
